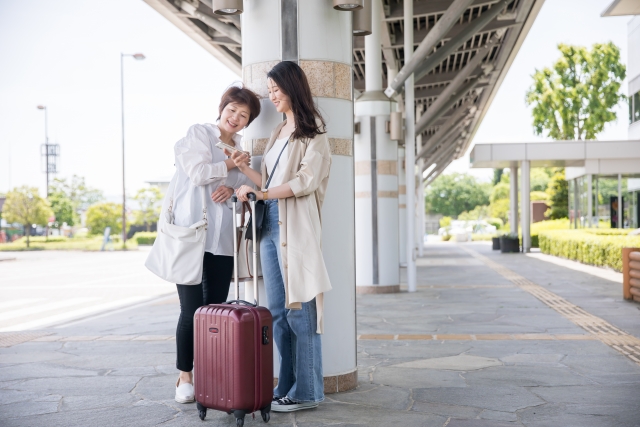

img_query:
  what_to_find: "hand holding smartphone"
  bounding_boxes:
[216,141,239,153]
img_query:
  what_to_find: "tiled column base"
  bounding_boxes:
[273,369,358,394]
[356,284,400,294]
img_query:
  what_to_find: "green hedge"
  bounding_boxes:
[539,229,640,272]
[133,232,157,245]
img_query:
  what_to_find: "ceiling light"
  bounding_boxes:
[352,0,371,35]
[212,0,243,15]
[333,0,363,11]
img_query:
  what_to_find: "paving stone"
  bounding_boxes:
[392,354,502,371]
[413,386,544,413]
[0,396,61,418]
[1,402,178,427]
[446,419,523,427]
[410,401,482,418]
[0,363,99,381]
[464,365,594,387]
[479,408,518,421]
[372,366,467,389]
[59,394,140,412]
[517,403,634,427]
[6,375,141,396]
[131,374,177,401]
[327,384,411,411]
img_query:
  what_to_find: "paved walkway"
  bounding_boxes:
[2,242,640,426]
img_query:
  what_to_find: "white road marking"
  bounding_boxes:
[0,298,96,322]
[0,296,149,332]
[0,299,45,311]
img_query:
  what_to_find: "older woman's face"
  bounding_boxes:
[219,102,251,134]
[267,78,291,114]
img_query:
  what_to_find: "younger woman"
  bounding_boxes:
[233,61,332,412]
[166,86,261,404]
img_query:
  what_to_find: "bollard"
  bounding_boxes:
[622,248,640,302]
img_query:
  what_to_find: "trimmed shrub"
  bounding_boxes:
[539,229,640,272]
[133,232,157,245]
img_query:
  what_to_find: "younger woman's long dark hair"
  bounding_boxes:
[267,61,326,141]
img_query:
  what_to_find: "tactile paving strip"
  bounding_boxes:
[462,246,640,365]
[0,332,53,348]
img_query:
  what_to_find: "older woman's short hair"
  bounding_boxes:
[217,85,261,126]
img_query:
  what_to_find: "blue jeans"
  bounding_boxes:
[260,199,324,403]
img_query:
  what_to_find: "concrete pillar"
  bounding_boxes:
[416,105,425,257]
[398,146,407,266]
[404,0,417,293]
[355,0,400,294]
[587,174,593,227]
[242,0,356,392]
[521,160,530,252]
[509,162,518,235]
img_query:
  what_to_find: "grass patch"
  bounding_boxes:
[0,236,138,251]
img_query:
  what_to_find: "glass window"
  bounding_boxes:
[634,92,640,123]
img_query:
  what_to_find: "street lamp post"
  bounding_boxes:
[120,52,145,246]
[37,105,49,196]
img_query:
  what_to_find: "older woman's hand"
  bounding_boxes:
[211,186,234,203]
[235,185,261,202]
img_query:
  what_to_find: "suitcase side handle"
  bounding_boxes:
[225,299,257,307]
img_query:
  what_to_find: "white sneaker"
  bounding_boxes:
[175,379,195,403]
[271,397,319,412]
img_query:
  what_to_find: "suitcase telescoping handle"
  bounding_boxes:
[230,193,259,305]
[247,192,258,306]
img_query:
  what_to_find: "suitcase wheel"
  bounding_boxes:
[196,402,207,421]
[233,410,246,427]
[261,411,270,423]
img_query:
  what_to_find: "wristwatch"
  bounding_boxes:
[261,190,268,200]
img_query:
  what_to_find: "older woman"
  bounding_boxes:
[166,85,261,404]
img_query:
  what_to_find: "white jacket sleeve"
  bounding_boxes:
[174,124,228,186]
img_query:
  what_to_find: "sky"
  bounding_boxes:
[0,0,633,197]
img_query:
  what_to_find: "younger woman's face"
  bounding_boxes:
[219,102,251,134]
[267,78,291,114]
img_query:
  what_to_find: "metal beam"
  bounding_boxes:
[417,103,472,159]
[415,77,480,134]
[414,32,499,137]
[180,1,242,44]
[379,2,398,72]
[413,0,514,85]
[386,0,474,98]
[385,0,494,21]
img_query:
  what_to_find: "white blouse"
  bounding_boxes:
[263,135,290,188]
[162,123,252,257]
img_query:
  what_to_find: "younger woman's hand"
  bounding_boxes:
[230,150,250,170]
[211,186,234,203]
[235,185,261,202]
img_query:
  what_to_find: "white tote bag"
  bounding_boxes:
[145,183,208,285]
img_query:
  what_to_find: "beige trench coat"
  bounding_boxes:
[261,120,332,333]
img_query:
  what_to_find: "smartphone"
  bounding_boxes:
[216,141,239,153]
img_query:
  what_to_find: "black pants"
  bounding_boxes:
[176,252,233,372]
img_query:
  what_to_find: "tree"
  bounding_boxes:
[546,169,568,219]
[86,202,122,235]
[3,187,53,247]
[492,169,504,186]
[48,192,76,228]
[489,182,510,223]
[50,175,104,213]
[424,173,491,217]
[525,42,626,140]
[132,187,163,232]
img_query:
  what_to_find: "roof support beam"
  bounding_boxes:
[385,0,474,98]
[417,102,473,160]
[414,32,499,137]
[386,0,490,21]
[415,77,480,135]
[413,0,514,84]
[180,1,242,44]
[379,3,398,72]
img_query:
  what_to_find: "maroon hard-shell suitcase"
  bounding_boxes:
[194,194,273,426]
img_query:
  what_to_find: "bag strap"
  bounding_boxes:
[265,137,290,189]
[165,177,208,226]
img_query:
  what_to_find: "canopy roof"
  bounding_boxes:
[144,0,544,180]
